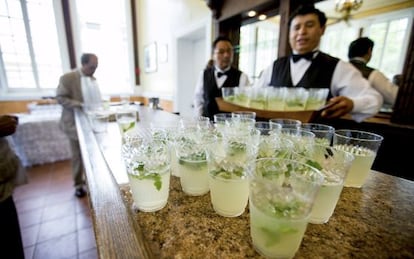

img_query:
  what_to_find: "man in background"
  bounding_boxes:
[56,53,102,198]
[255,5,383,122]
[348,37,399,106]
[0,115,25,258]
[194,36,250,120]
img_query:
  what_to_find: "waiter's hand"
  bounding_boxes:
[0,115,19,137]
[320,96,354,119]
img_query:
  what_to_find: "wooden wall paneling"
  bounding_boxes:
[391,20,414,125]
[61,0,76,69]
[218,16,242,68]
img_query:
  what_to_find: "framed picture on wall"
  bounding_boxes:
[144,42,157,73]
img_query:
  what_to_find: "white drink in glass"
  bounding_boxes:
[314,137,330,146]
[305,97,325,110]
[117,117,136,136]
[249,196,308,259]
[249,98,266,110]
[284,100,306,111]
[267,97,285,111]
[335,144,376,188]
[208,171,249,217]
[128,167,170,212]
[309,181,343,224]
[178,158,209,196]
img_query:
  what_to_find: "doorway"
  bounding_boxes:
[175,20,211,118]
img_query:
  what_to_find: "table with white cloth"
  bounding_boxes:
[9,106,71,167]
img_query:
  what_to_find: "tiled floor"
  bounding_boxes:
[14,160,98,259]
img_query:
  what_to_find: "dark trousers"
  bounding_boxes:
[0,195,25,259]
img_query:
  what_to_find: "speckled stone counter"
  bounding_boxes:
[120,171,414,258]
[76,107,414,258]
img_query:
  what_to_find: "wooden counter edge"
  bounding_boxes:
[75,109,153,259]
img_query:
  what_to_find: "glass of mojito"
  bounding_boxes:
[280,128,315,157]
[266,86,287,111]
[122,136,171,212]
[294,144,354,224]
[115,106,137,139]
[284,88,309,111]
[333,129,383,188]
[207,128,260,217]
[175,129,216,196]
[301,123,335,146]
[304,88,329,110]
[248,158,324,259]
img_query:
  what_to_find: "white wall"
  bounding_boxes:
[135,0,211,108]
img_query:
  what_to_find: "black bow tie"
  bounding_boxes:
[291,52,316,62]
[217,71,229,78]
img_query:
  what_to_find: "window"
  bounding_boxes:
[320,8,413,79]
[0,0,134,97]
[0,0,65,93]
[239,16,279,84]
[367,17,410,79]
[72,0,134,96]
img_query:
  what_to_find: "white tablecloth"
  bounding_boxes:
[9,109,71,167]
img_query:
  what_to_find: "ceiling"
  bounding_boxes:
[315,0,414,21]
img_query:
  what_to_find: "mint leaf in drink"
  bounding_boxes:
[210,166,244,179]
[151,174,162,190]
[131,165,163,191]
[228,141,246,156]
[178,151,207,170]
[260,225,298,247]
[270,201,302,217]
[306,159,322,170]
[123,122,135,132]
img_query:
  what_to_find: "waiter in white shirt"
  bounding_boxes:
[348,37,399,107]
[194,36,250,120]
[255,4,383,122]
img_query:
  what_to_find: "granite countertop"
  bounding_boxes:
[120,171,414,258]
[76,108,414,258]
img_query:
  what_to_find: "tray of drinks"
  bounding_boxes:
[215,97,319,122]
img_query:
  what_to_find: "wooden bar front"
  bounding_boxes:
[75,106,414,258]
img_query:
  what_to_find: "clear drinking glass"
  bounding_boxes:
[175,129,216,196]
[115,106,137,139]
[269,118,302,129]
[207,128,260,217]
[231,111,256,119]
[333,129,383,188]
[305,88,329,110]
[249,158,324,259]
[266,86,287,111]
[301,123,335,146]
[280,128,315,156]
[122,134,171,212]
[284,88,309,111]
[294,144,354,223]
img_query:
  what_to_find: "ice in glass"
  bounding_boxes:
[249,158,324,258]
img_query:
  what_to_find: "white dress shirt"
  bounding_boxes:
[350,57,399,106]
[80,72,102,111]
[255,53,383,122]
[193,65,251,116]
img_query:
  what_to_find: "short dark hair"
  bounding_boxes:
[348,37,374,59]
[288,4,327,27]
[212,36,233,50]
[81,53,96,65]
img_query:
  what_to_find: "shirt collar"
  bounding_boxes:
[350,57,367,64]
[214,65,231,73]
